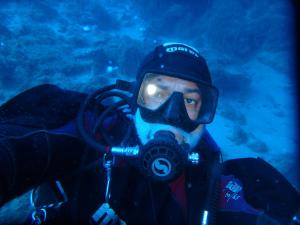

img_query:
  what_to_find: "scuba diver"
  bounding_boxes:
[0,42,299,225]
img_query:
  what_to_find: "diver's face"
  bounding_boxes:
[134,74,205,149]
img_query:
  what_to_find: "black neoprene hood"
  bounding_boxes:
[136,43,213,87]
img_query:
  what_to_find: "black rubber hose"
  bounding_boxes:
[92,91,131,134]
[93,100,126,145]
[92,91,132,145]
[76,85,116,153]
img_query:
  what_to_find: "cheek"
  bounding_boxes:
[187,110,197,120]
[186,103,201,120]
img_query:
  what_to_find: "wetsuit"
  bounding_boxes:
[0,84,299,225]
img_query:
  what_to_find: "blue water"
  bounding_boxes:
[0,0,298,223]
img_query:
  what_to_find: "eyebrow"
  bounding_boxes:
[155,85,201,95]
[184,88,201,94]
[155,84,169,90]
[150,77,201,94]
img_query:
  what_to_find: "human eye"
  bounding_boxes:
[184,91,201,105]
[184,98,198,105]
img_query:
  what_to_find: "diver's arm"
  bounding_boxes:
[0,84,103,206]
[0,130,101,207]
[222,158,300,224]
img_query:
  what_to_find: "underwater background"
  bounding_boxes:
[0,0,298,223]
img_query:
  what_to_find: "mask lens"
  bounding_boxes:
[137,73,173,110]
